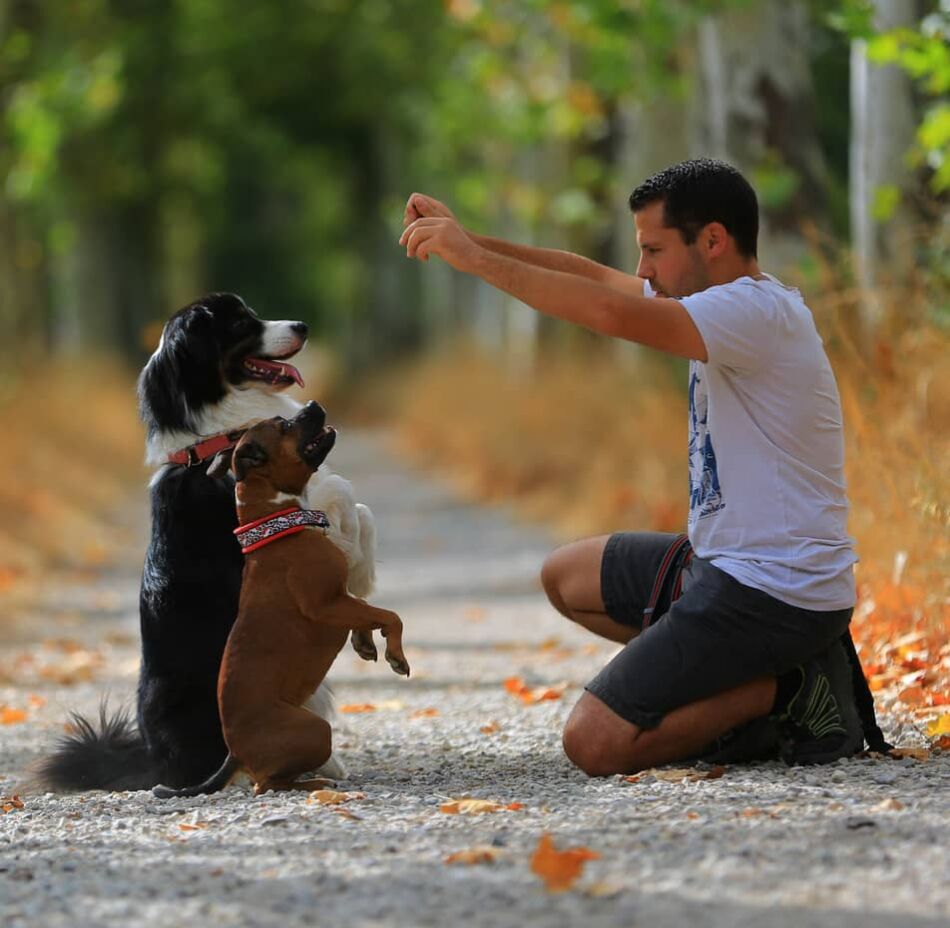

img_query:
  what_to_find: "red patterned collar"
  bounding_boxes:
[234,506,330,554]
[167,428,249,467]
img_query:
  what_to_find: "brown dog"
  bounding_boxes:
[153,402,408,797]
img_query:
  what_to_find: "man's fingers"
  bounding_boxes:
[399,217,441,248]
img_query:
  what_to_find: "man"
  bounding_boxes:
[400,158,879,775]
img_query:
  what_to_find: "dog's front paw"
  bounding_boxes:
[385,650,411,677]
[351,630,378,662]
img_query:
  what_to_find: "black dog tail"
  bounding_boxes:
[152,754,239,799]
[28,703,164,793]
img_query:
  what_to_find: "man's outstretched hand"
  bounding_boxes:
[399,216,480,272]
[403,193,457,226]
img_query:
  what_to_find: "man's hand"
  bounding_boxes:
[403,192,457,227]
[399,217,480,272]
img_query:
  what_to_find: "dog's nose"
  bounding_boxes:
[302,400,326,422]
[291,322,309,339]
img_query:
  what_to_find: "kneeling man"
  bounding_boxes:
[401,159,883,774]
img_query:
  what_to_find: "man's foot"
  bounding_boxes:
[775,643,863,765]
[689,715,781,765]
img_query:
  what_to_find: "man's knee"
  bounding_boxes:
[540,549,570,617]
[562,694,640,777]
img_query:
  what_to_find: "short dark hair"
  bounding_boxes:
[628,159,759,259]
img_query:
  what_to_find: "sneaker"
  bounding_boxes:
[776,642,863,765]
[689,716,781,765]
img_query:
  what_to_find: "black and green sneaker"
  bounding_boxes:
[776,642,863,765]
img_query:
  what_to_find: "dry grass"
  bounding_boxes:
[0,360,145,598]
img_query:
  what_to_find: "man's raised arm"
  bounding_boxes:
[404,193,644,298]
[399,215,706,362]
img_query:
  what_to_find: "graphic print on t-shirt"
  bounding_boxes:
[688,366,724,522]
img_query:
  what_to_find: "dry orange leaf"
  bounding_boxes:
[503,677,568,704]
[926,714,950,738]
[410,708,439,718]
[332,807,362,821]
[445,846,503,865]
[889,747,930,761]
[1,795,24,813]
[0,707,28,725]
[307,790,366,806]
[340,703,376,714]
[439,798,522,815]
[624,766,725,784]
[530,833,600,893]
[480,721,501,734]
[178,822,208,832]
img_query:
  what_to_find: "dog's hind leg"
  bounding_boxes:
[249,708,336,793]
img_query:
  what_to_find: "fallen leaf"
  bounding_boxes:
[1,795,24,813]
[0,707,28,725]
[888,747,930,761]
[410,708,439,718]
[340,703,376,714]
[332,807,361,821]
[583,881,624,898]
[625,766,725,784]
[439,798,517,815]
[480,721,501,734]
[375,699,405,711]
[871,798,905,812]
[307,790,366,806]
[926,714,950,738]
[445,846,502,865]
[503,677,569,704]
[178,822,208,832]
[530,833,600,893]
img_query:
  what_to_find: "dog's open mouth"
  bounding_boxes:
[243,354,305,389]
[302,426,336,461]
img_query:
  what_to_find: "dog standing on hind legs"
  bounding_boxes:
[154,404,409,798]
[30,293,375,792]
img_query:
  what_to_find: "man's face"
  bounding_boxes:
[634,200,710,299]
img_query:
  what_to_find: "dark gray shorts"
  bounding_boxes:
[585,532,853,730]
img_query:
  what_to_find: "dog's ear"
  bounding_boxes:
[206,449,234,479]
[233,441,268,482]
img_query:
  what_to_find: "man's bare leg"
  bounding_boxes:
[541,536,635,644]
[562,679,777,776]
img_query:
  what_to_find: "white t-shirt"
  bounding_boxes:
[653,275,857,610]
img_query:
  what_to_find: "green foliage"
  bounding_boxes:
[832,1,950,194]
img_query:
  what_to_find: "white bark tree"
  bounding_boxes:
[850,0,918,337]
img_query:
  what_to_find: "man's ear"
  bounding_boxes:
[233,441,268,482]
[206,449,234,478]
[703,222,730,259]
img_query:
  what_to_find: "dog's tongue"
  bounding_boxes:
[246,357,305,388]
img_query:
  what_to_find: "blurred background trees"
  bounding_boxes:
[1,0,946,375]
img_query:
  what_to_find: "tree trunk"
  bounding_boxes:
[850,0,918,341]
[691,1,834,275]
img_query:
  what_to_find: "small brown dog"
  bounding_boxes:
[153,402,408,797]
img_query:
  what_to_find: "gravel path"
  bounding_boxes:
[1,428,948,927]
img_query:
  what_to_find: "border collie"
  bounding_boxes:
[33,293,374,791]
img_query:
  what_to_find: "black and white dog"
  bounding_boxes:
[34,293,374,791]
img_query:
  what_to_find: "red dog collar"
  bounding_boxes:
[234,506,330,554]
[167,429,249,467]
